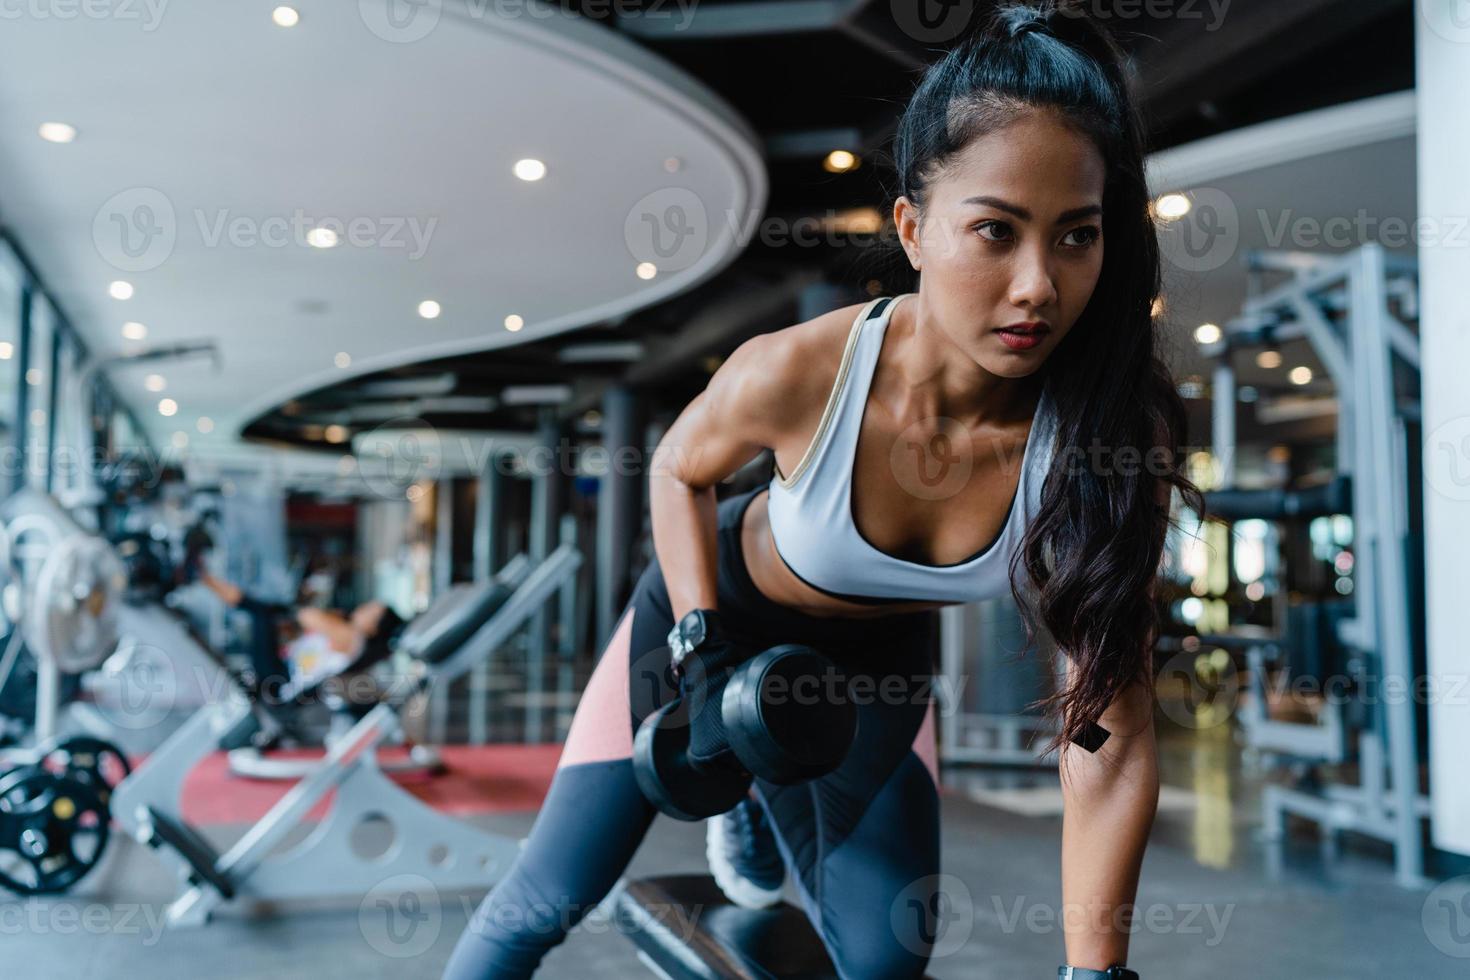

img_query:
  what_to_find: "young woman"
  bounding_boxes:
[444,3,1200,977]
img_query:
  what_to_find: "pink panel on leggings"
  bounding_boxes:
[913,699,938,786]
[557,608,636,768]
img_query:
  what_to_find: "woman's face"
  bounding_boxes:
[896,109,1106,378]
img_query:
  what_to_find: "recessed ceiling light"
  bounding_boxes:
[122,321,148,340]
[1288,366,1313,385]
[272,6,299,27]
[334,351,351,368]
[29,409,45,427]
[307,227,339,248]
[109,280,134,300]
[158,398,178,417]
[1193,323,1221,345]
[513,158,547,182]
[1155,193,1191,220]
[0,342,13,360]
[144,374,166,392]
[635,262,657,280]
[196,416,215,434]
[324,425,349,444]
[664,157,683,173]
[504,314,524,332]
[171,431,189,448]
[822,149,859,173]
[25,368,42,386]
[38,122,76,144]
[1256,350,1283,370]
[418,300,441,319]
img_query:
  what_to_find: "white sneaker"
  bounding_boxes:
[706,796,785,910]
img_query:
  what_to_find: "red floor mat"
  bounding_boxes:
[172,743,565,827]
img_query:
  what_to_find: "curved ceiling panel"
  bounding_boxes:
[0,0,765,455]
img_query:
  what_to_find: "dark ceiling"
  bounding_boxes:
[243,0,1416,451]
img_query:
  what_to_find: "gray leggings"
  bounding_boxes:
[442,488,944,979]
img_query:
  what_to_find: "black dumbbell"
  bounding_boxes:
[633,644,858,821]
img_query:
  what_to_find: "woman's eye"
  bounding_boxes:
[975,221,1012,242]
[1063,225,1102,248]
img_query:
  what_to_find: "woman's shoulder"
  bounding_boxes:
[724,298,871,408]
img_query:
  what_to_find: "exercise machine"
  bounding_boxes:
[1196,243,1429,887]
[111,543,581,927]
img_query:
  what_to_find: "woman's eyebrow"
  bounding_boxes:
[960,195,1103,224]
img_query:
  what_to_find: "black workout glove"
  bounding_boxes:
[676,627,755,769]
[1058,966,1139,980]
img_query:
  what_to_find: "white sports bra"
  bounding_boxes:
[765,293,1057,604]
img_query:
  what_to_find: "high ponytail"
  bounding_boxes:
[887,1,1204,755]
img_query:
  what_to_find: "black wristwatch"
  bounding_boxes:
[1059,967,1139,980]
[666,608,721,672]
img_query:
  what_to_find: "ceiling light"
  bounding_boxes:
[196,417,214,434]
[122,321,148,340]
[109,280,134,300]
[823,150,859,173]
[558,341,645,363]
[25,369,42,386]
[272,6,299,27]
[0,343,12,360]
[325,425,349,444]
[307,227,339,248]
[418,300,441,319]
[504,314,524,332]
[635,262,657,280]
[501,384,572,406]
[1288,366,1313,385]
[513,158,547,182]
[1193,323,1221,345]
[1256,350,1283,369]
[1155,193,1191,220]
[334,351,351,368]
[171,432,189,448]
[158,398,178,417]
[144,374,166,392]
[38,122,76,144]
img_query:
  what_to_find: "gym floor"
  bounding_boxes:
[14,717,1440,979]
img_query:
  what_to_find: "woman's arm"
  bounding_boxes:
[295,607,363,654]
[649,332,796,622]
[1059,672,1159,970]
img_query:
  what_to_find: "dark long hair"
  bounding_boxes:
[890,1,1204,753]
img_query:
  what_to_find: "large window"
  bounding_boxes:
[24,293,55,491]
[0,240,20,485]
[51,329,82,497]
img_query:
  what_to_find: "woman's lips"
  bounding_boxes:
[995,326,1049,350]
